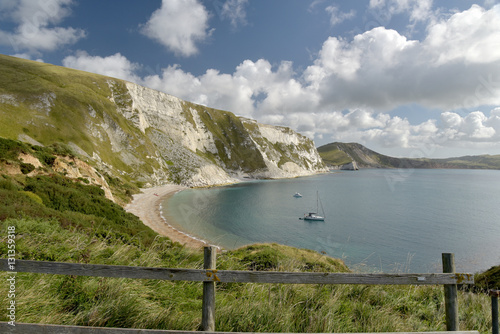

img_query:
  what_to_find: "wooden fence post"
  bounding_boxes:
[491,290,500,334]
[202,246,216,331]
[442,253,459,331]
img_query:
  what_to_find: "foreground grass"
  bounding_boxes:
[0,218,492,333]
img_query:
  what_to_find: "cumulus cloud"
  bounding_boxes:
[307,5,500,111]
[140,0,212,57]
[440,111,497,141]
[0,0,85,55]
[62,51,141,83]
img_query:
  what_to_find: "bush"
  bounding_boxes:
[0,178,20,191]
[18,190,44,205]
[36,151,56,166]
[0,174,157,247]
[20,162,35,174]
[475,265,500,291]
[241,247,281,271]
[0,137,28,160]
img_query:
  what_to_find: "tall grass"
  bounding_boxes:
[0,218,493,333]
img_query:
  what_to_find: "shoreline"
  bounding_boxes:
[125,184,211,250]
[124,172,327,251]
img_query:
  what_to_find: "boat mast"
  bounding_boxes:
[316,191,319,213]
[317,191,326,219]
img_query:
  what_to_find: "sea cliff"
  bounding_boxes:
[0,54,327,189]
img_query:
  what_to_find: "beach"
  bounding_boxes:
[125,184,208,249]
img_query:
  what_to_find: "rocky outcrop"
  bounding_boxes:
[340,161,359,170]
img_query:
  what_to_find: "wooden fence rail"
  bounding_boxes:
[0,323,482,334]
[0,250,483,334]
[0,258,473,285]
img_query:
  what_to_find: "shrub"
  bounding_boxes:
[18,190,44,205]
[36,151,56,166]
[0,178,20,191]
[241,247,281,271]
[20,162,35,174]
[475,265,500,291]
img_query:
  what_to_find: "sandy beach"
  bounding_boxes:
[125,184,208,249]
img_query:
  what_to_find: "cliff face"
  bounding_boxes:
[122,81,327,186]
[0,55,327,188]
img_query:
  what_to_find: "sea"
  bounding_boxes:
[163,169,500,274]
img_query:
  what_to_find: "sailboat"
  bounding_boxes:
[301,191,325,221]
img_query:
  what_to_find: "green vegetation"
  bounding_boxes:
[0,54,161,186]
[475,265,500,291]
[0,214,493,332]
[0,175,156,248]
[317,143,353,166]
[183,101,268,172]
[0,136,140,206]
[318,142,500,169]
[0,137,60,168]
[0,166,494,332]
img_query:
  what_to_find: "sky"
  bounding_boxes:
[1,0,500,158]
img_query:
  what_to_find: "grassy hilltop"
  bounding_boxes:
[318,142,500,169]
[0,137,497,333]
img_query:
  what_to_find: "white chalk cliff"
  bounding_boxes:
[0,55,327,188]
[121,81,327,187]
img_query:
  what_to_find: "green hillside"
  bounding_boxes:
[0,54,161,185]
[318,142,500,169]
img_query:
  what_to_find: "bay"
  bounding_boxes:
[164,169,500,273]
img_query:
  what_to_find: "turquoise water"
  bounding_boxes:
[164,169,500,273]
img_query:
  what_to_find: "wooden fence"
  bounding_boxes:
[0,250,490,334]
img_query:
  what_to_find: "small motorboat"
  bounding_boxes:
[293,192,303,198]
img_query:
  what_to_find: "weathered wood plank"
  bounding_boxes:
[202,246,216,331]
[491,290,499,334]
[0,259,207,281]
[0,323,482,334]
[442,253,459,331]
[213,271,474,285]
[0,259,474,285]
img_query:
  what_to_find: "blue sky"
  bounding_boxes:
[1,0,500,158]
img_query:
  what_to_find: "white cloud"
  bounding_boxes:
[306,5,500,111]
[424,4,500,65]
[368,0,434,24]
[140,0,212,57]
[62,52,141,83]
[0,0,85,55]
[440,111,497,141]
[10,53,44,62]
[221,0,249,28]
[325,5,356,26]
